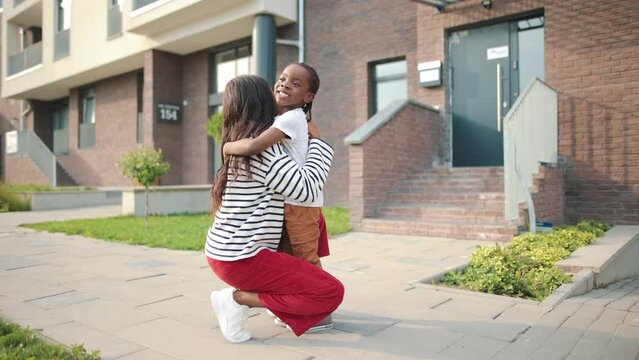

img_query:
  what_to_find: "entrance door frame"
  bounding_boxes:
[444,10,544,168]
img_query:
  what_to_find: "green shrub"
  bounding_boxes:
[440,220,610,301]
[206,112,223,143]
[0,185,31,212]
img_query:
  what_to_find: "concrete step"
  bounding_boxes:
[360,218,517,242]
[388,192,505,207]
[376,205,508,224]
[556,225,639,288]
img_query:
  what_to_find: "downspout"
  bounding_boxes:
[276,0,304,62]
[19,100,31,130]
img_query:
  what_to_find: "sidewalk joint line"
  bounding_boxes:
[24,290,76,303]
[7,264,44,271]
[492,301,517,320]
[125,273,167,282]
[135,294,183,308]
[430,297,453,309]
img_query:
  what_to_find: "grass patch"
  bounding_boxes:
[323,206,351,236]
[21,207,351,251]
[0,316,99,360]
[440,220,612,301]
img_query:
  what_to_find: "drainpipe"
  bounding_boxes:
[19,100,31,130]
[276,0,304,63]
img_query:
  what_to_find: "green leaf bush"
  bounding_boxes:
[206,112,223,143]
[440,220,611,301]
[0,184,31,212]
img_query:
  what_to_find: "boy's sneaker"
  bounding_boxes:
[275,315,334,333]
[210,288,251,343]
[306,315,333,333]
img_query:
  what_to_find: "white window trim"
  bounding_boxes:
[131,0,173,17]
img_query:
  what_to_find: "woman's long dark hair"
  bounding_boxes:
[211,75,276,213]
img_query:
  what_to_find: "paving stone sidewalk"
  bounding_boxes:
[0,206,638,360]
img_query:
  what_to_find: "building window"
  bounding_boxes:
[79,87,95,148]
[136,71,144,144]
[107,0,123,39]
[54,0,71,59]
[212,44,252,95]
[370,58,407,115]
[53,101,69,155]
[56,0,72,31]
[517,16,545,94]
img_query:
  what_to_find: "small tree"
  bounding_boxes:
[206,112,223,143]
[119,147,170,227]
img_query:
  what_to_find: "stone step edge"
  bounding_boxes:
[556,225,639,288]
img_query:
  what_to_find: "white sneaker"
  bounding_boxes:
[210,288,251,343]
[275,314,333,333]
[274,316,287,327]
[306,315,333,333]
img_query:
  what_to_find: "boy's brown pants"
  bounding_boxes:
[278,204,322,268]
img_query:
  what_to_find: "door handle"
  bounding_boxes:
[497,63,502,132]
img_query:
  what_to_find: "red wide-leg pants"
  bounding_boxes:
[207,249,344,336]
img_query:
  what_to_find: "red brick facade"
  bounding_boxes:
[4,154,49,185]
[56,71,139,186]
[349,103,442,226]
[305,0,418,206]
[308,0,638,224]
[532,165,565,225]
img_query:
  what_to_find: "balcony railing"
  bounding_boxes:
[132,0,161,10]
[7,41,42,76]
[108,5,123,38]
[54,29,70,59]
[53,128,69,155]
[79,123,95,148]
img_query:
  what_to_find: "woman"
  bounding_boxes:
[206,75,344,343]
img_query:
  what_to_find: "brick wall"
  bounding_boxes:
[4,154,49,185]
[305,0,418,206]
[413,0,639,224]
[147,50,184,185]
[306,0,638,223]
[181,50,211,185]
[57,71,139,186]
[349,103,442,227]
[531,165,565,225]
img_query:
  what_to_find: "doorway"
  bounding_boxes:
[450,16,544,167]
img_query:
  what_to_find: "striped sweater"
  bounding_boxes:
[205,138,334,261]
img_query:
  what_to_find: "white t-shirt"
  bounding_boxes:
[272,108,324,207]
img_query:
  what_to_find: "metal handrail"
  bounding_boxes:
[503,78,558,232]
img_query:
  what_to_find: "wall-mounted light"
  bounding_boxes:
[418,61,442,88]
[480,0,492,9]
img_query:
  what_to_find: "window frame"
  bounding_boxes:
[369,57,408,117]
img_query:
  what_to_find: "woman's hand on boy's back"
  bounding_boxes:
[308,119,320,139]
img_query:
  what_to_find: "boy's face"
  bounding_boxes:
[274,64,315,109]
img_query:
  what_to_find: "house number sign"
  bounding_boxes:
[157,103,181,123]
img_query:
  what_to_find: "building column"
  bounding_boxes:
[252,14,276,86]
